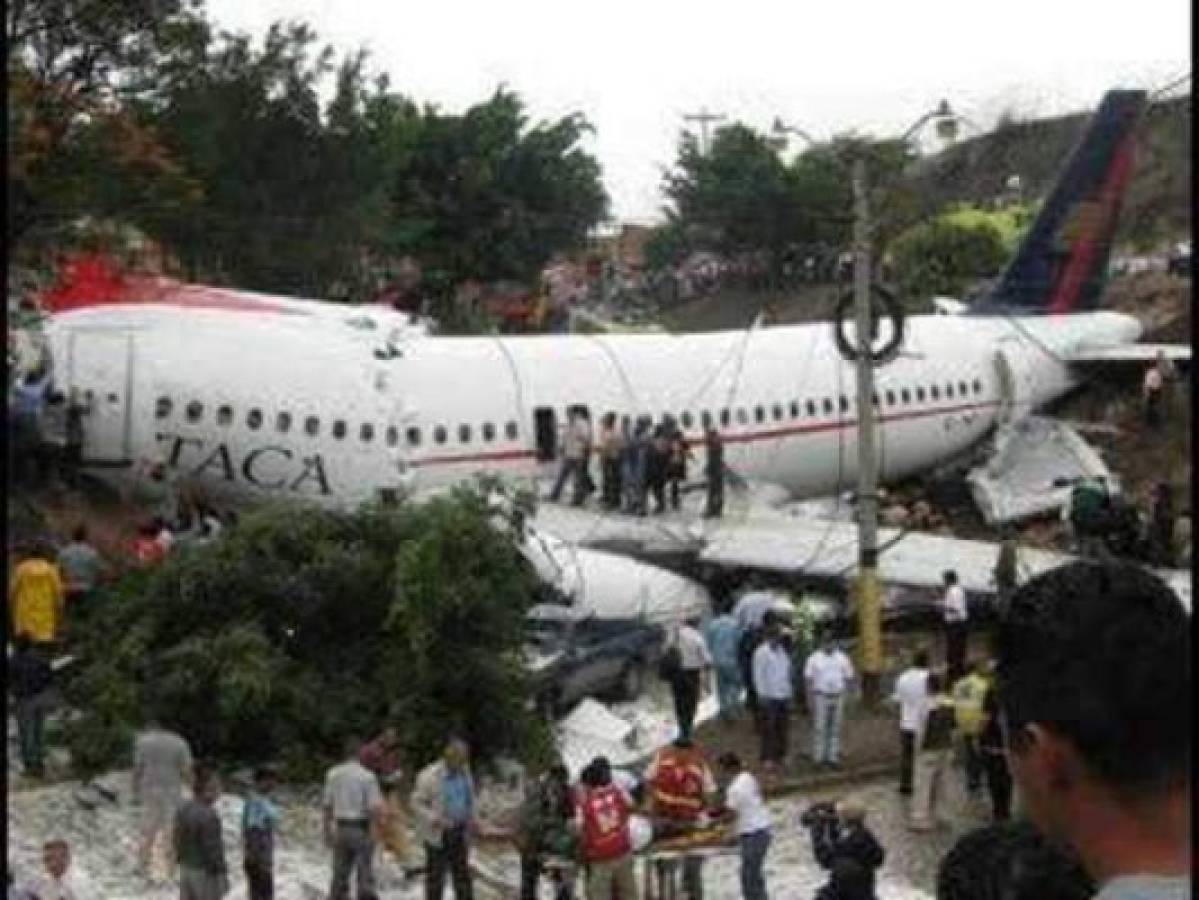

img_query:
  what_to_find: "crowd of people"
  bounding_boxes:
[6,556,1191,900]
[549,408,726,518]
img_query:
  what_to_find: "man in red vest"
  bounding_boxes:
[574,756,638,900]
[647,737,717,899]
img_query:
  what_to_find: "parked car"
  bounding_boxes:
[524,604,666,716]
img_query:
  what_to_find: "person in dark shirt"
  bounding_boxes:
[10,633,54,778]
[174,766,228,899]
[703,424,724,518]
[977,680,1011,822]
[516,763,575,900]
[806,799,885,900]
[242,766,280,900]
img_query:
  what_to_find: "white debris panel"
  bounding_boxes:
[966,416,1118,526]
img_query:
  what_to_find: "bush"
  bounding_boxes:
[61,484,549,779]
[891,205,1014,304]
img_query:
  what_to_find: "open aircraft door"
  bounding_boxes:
[992,344,1038,425]
[66,329,135,465]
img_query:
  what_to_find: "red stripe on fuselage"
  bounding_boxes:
[406,400,1000,469]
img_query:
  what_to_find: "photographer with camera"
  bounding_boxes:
[801,798,885,900]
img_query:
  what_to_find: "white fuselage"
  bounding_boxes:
[39,301,1142,508]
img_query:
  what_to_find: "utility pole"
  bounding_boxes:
[683,107,727,154]
[851,155,883,706]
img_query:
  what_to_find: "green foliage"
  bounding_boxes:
[663,126,801,267]
[9,3,608,308]
[890,204,1012,303]
[61,487,548,778]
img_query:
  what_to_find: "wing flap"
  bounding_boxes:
[1064,343,1190,364]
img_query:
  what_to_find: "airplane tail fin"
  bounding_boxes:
[968,89,1147,316]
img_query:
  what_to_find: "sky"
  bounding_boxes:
[205,0,1190,224]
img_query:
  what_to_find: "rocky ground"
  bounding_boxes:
[8,699,999,900]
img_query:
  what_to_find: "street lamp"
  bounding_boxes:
[772,100,968,706]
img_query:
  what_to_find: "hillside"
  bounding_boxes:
[910,95,1191,250]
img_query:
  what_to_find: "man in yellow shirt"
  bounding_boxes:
[952,660,990,795]
[10,541,65,646]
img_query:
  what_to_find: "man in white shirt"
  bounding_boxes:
[323,735,385,900]
[941,571,969,684]
[890,650,930,795]
[672,617,713,741]
[132,718,193,878]
[804,635,855,767]
[751,621,793,771]
[717,752,772,900]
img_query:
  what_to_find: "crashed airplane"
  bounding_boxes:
[15,88,1191,618]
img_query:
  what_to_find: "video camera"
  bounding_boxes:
[799,800,840,830]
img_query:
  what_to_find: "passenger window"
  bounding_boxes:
[332,420,347,439]
[753,406,765,423]
[681,411,693,429]
[482,422,496,442]
[916,387,925,402]
[434,426,447,444]
[360,423,374,443]
[217,405,233,426]
[886,390,896,406]
[505,421,518,440]
[305,416,319,436]
[386,426,399,447]
[806,400,816,416]
[247,409,263,430]
[822,398,833,415]
[277,412,292,433]
[771,404,783,421]
[958,381,968,396]
[945,383,955,399]
[155,397,172,419]
[900,388,911,404]
[701,411,713,428]
[789,401,799,418]
[872,392,880,407]
[720,409,731,427]
[458,424,471,443]
[406,427,421,447]
[736,408,748,424]
[972,378,982,394]
[838,395,849,413]
[930,385,940,400]
[186,401,204,423]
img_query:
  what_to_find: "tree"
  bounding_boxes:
[62,485,549,778]
[6,0,207,256]
[661,125,802,275]
[890,204,1012,305]
[388,88,609,298]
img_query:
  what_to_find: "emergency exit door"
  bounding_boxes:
[67,330,135,465]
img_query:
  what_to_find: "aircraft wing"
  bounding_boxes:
[1064,343,1191,365]
[699,514,1191,611]
[531,504,1190,612]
